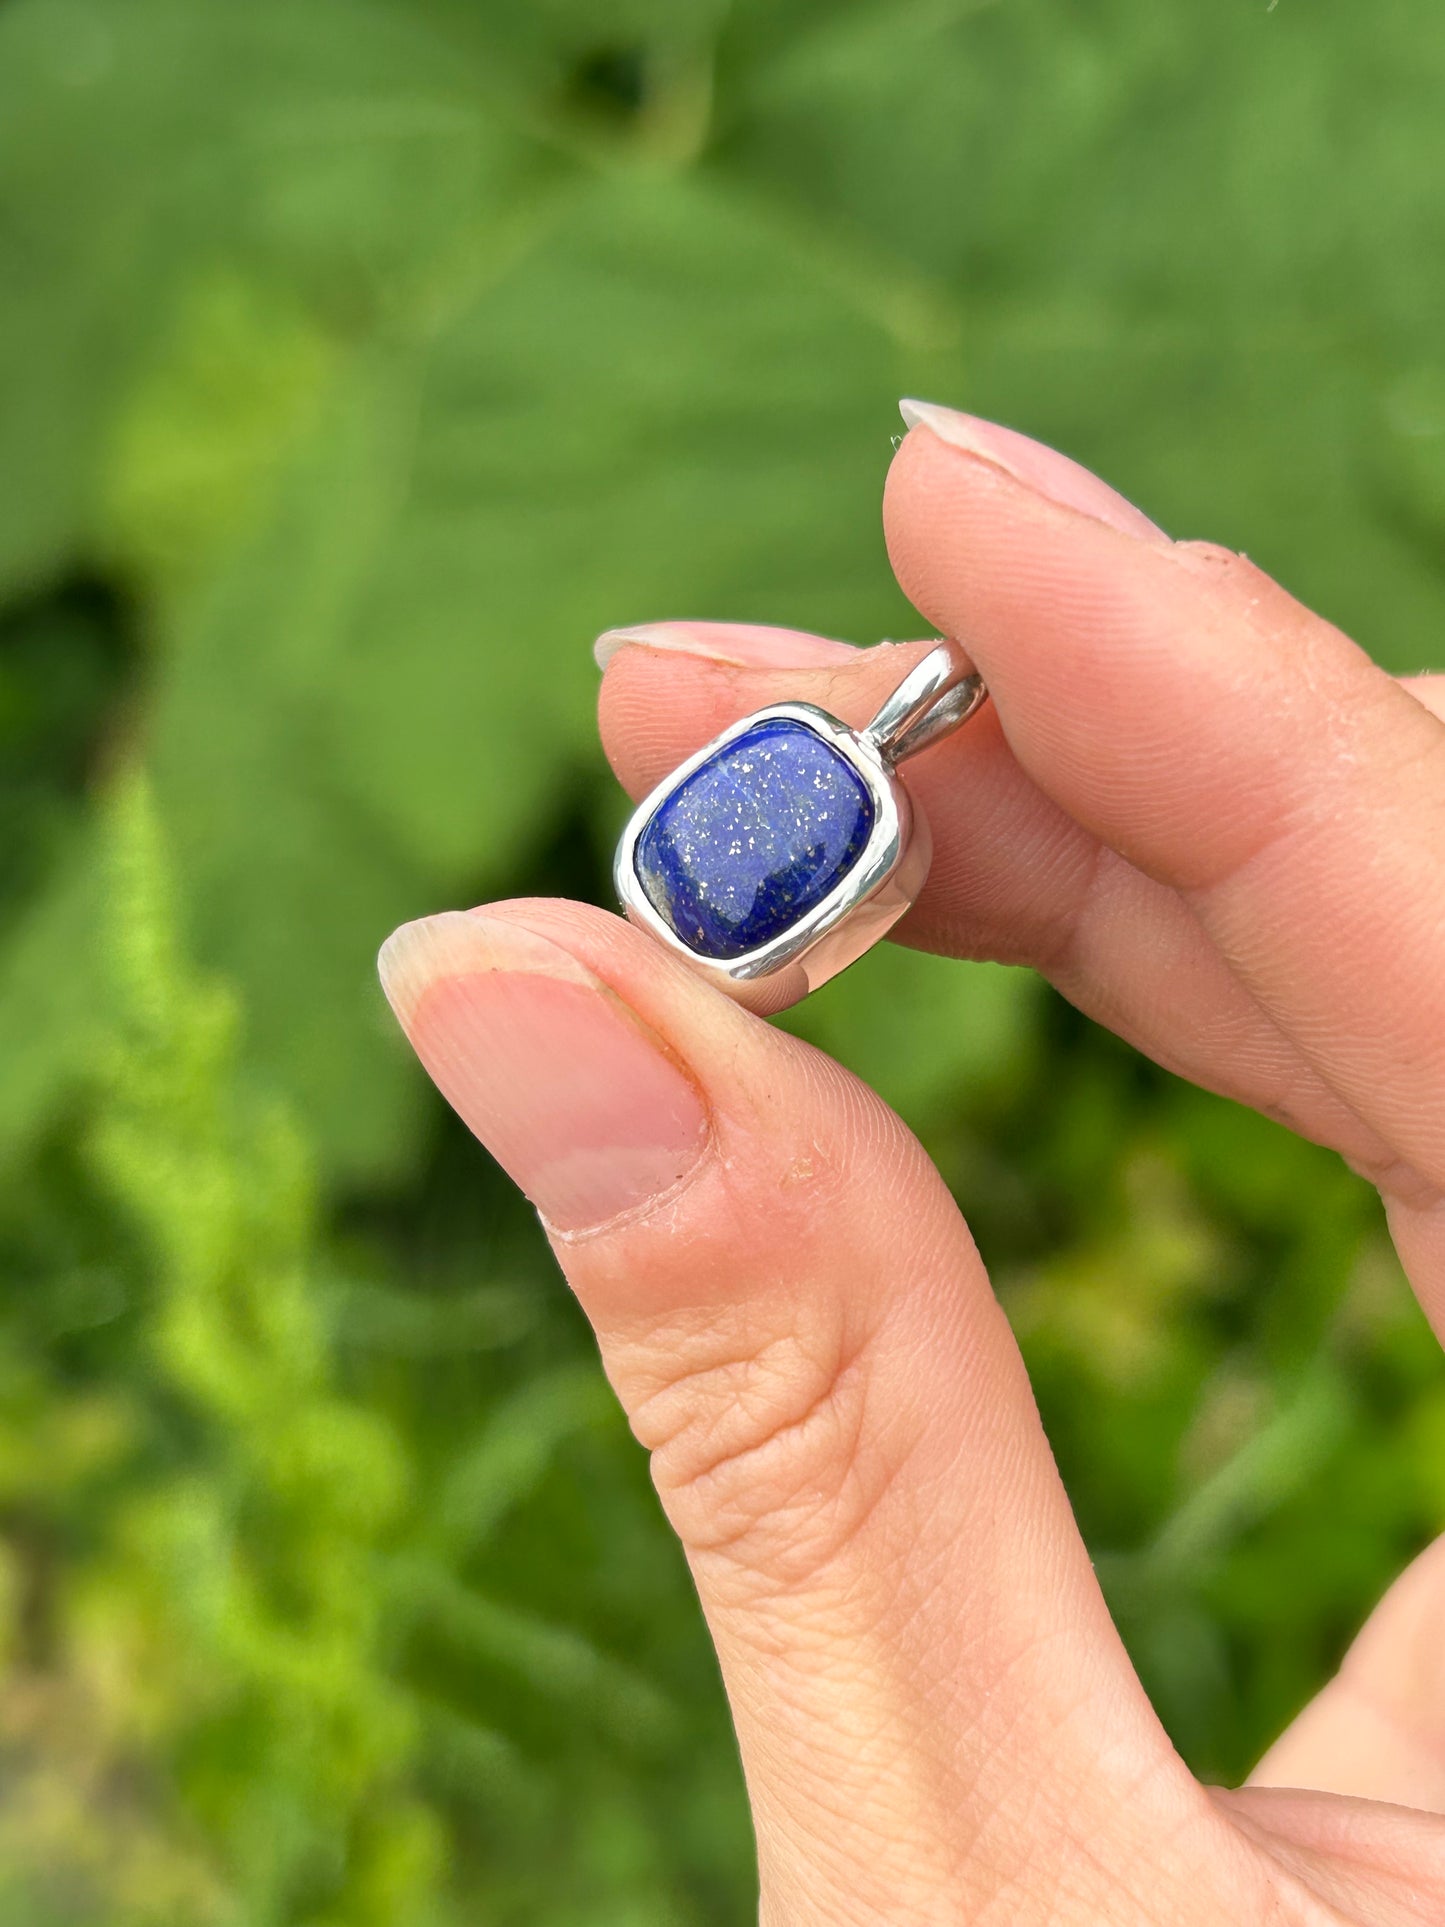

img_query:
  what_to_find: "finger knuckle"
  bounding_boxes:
[1348,1151,1445,1214]
[628,1297,895,1590]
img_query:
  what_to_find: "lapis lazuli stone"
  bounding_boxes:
[635,719,875,960]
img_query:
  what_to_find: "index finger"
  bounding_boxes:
[884,404,1445,1220]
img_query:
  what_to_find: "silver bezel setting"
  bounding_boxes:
[614,701,929,1015]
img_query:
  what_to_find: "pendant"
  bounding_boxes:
[613,641,987,1013]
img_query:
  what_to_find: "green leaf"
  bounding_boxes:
[425,1363,613,1554]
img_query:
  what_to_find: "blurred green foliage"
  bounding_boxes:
[3,0,1445,1919]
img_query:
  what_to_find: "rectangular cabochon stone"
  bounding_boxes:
[635,719,875,960]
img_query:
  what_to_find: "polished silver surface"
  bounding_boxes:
[614,642,987,1012]
[861,639,988,766]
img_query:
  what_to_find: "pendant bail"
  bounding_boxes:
[861,640,987,767]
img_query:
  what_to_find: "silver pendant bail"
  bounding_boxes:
[861,640,988,767]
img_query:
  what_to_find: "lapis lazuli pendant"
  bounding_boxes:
[614,641,987,1013]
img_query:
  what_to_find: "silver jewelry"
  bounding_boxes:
[614,640,987,1013]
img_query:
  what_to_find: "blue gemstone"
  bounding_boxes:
[634,718,875,960]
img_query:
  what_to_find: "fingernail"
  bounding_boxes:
[594,621,857,673]
[378,910,709,1233]
[898,399,1170,545]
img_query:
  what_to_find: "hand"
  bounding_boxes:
[380,404,1445,1923]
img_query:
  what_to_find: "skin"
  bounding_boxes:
[381,413,1445,1922]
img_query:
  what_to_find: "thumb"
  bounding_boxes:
[379,898,1261,1922]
